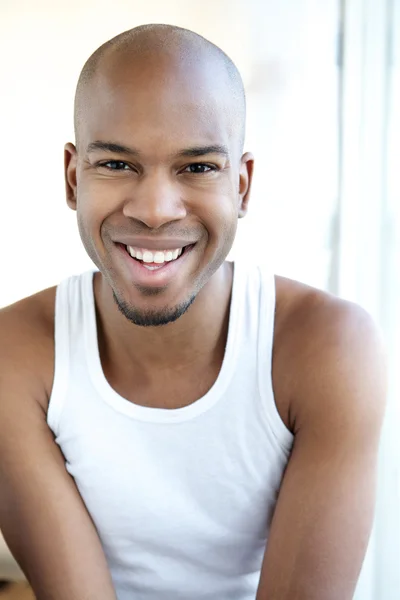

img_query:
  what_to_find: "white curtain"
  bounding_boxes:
[337,1,400,598]
[232,0,339,290]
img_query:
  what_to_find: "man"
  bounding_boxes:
[0,24,387,600]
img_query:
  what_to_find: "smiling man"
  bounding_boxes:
[0,24,387,600]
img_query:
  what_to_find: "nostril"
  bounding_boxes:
[0,581,11,590]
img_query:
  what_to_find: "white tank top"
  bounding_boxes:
[47,261,293,600]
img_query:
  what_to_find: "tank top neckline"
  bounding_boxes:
[82,262,245,424]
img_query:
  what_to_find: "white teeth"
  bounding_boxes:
[153,251,165,264]
[142,251,154,263]
[126,245,187,264]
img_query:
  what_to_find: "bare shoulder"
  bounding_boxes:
[274,273,379,342]
[273,275,387,433]
[0,285,57,411]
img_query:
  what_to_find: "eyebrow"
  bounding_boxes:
[86,141,139,156]
[176,145,230,158]
[86,140,230,159]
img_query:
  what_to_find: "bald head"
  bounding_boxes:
[73,24,246,155]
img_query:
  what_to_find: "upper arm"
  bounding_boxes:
[0,302,117,600]
[257,296,387,600]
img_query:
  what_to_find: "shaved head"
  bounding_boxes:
[73,24,246,154]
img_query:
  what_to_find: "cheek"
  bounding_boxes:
[199,189,239,249]
[76,190,108,266]
[76,179,112,237]
[76,209,96,262]
[76,193,94,240]
[220,211,239,255]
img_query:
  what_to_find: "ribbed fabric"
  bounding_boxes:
[47,262,293,600]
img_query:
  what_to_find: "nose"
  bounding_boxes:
[122,171,187,229]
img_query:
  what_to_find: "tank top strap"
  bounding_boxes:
[47,271,95,435]
[256,267,294,450]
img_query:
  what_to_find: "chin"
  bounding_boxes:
[112,288,197,327]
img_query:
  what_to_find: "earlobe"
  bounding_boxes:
[64,142,78,211]
[238,152,255,219]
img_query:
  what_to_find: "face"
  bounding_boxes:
[65,53,254,326]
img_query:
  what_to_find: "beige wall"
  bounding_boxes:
[0,531,24,579]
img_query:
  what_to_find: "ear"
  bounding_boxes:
[64,142,78,211]
[238,152,254,218]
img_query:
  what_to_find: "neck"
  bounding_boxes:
[94,262,234,377]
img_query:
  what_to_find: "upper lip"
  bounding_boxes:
[114,237,196,250]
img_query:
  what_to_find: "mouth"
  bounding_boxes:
[114,241,197,287]
[124,243,195,270]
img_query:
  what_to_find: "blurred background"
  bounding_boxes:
[0,1,398,599]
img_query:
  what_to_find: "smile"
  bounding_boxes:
[125,244,192,271]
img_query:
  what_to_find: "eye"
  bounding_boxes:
[97,160,132,171]
[183,163,217,174]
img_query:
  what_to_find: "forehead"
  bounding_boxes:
[79,54,234,156]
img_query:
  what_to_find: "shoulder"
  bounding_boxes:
[0,285,57,411]
[273,275,387,434]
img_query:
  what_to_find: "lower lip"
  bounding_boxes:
[115,243,195,287]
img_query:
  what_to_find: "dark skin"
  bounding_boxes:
[0,35,387,600]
